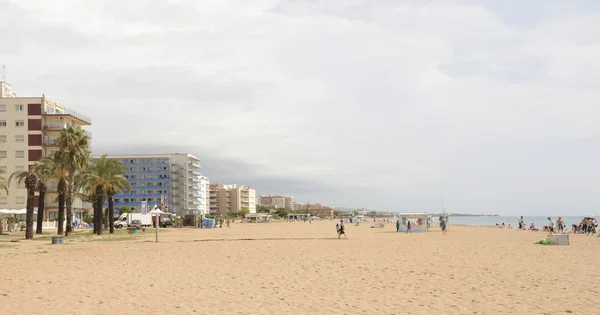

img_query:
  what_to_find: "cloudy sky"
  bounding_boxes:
[1,0,599,215]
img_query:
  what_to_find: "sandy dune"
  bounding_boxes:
[0,221,598,314]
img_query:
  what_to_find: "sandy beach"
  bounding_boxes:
[1,221,599,315]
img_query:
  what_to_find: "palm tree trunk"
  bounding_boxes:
[108,195,115,234]
[36,189,45,234]
[95,185,104,236]
[93,200,99,235]
[65,170,75,236]
[103,208,108,231]
[57,191,66,235]
[25,187,35,239]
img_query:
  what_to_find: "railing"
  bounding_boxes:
[126,178,170,183]
[114,193,166,198]
[43,107,92,124]
[188,185,202,190]
[43,139,59,146]
[190,177,202,183]
[188,169,202,175]
[189,162,202,168]
[189,193,204,198]
[189,201,203,205]
[43,125,64,131]
[130,185,170,190]
[121,162,169,167]
[125,170,170,175]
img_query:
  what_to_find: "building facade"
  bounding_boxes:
[0,82,92,220]
[258,195,295,210]
[103,153,210,217]
[209,184,256,215]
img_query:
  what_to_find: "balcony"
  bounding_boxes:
[189,193,204,198]
[130,185,170,190]
[125,177,170,183]
[189,161,202,168]
[43,107,92,125]
[43,139,59,147]
[188,185,202,191]
[120,161,169,167]
[114,193,166,198]
[188,169,203,176]
[125,170,170,175]
[190,177,202,183]
[45,201,92,208]
[188,200,203,205]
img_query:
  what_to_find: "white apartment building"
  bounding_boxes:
[102,153,210,217]
[0,81,92,220]
[209,184,256,215]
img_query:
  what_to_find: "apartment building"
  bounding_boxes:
[257,195,295,210]
[0,81,92,220]
[209,184,256,215]
[103,153,210,217]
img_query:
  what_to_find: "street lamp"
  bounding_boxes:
[149,207,163,243]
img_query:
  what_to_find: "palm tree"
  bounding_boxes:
[77,155,127,235]
[8,169,38,239]
[42,153,69,235]
[104,160,130,234]
[31,158,53,234]
[0,169,8,235]
[56,125,90,236]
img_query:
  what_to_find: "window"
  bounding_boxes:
[15,120,24,127]
[16,196,25,204]
[0,120,6,127]
[48,211,58,220]
[0,151,6,158]
[15,151,24,158]
[15,135,24,143]
[0,197,6,204]
[0,135,5,143]
[0,105,5,112]
[15,105,24,112]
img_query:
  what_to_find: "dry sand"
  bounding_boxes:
[0,220,599,315]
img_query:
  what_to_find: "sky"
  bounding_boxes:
[1,0,599,215]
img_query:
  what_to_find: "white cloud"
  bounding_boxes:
[1,0,599,214]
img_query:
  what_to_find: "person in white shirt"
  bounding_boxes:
[547,217,555,234]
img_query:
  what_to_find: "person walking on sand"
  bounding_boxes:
[396,220,400,232]
[547,217,555,234]
[336,219,347,239]
[441,217,447,235]
[406,219,412,234]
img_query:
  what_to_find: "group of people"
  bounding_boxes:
[516,216,598,235]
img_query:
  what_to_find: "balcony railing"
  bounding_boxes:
[114,193,167,198]
[43,107,92,124]
[189,193,204,198]
[125,177,170,183]
[189,201,203,205]
[188,185,202,190]
[121,162,169,167]
[130,185,170,190]
[189,162,202,168]
[125,170,170,175]
[43,139,59,146]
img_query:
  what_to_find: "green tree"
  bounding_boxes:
[56,125,90,236]
[43,153,69,235]
[102,156,130,234]
[8,169,39,239]
[118,206,130,214]
[276,208,291,219]
[77,155,126,235]
[32,157,57,235]
[256,205,270,213]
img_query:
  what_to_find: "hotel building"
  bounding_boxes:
[0,81,92,220]
[209,184,256,215]
[103,153,209,217]
[257,195,295,210]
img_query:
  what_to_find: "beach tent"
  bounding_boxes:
[397,213,428,232]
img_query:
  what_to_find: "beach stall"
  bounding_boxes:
[397,213,428,232]
[246,213,273,223]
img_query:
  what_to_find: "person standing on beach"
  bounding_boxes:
[336,220,347,239]
[441,217,447,235]
[556,217,565,234]
[518,216,524,230]
[586,217,594,236]
[406,219,412,234]
[396,220,400,232]
[547,217,555,234]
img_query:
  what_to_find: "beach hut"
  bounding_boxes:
[397,213,428,232]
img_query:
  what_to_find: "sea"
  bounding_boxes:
[445,215,596,229]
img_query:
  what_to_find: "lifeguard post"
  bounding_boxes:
[397,213,428,232]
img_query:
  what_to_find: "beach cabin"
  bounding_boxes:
[245,213,273,223]
[397,213,428,232]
